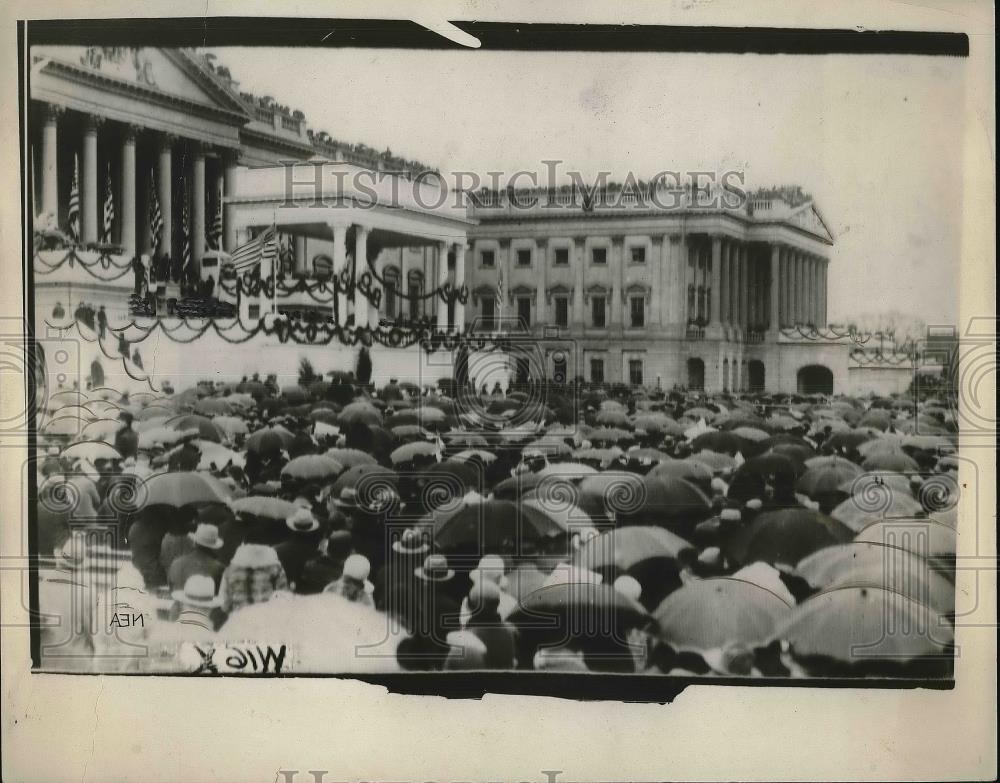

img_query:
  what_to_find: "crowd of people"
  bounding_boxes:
[35,369,958,678]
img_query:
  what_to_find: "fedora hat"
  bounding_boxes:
[286,507,320,533]
[188,523,224,550]
[391,527,430,556]
[171,574,222,608]
[332,486,360,511]
[415,553,454,582]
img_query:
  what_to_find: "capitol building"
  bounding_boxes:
[28,46,904,396]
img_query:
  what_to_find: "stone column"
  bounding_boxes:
[821,260,828,326]
[436,240,449,332]
[192,145,206,271]
[650,235,663,326]
[454,241,466,331]
[330,222,349,323]
[82,115,101,244]
[354,225,370,328]
[120,125,137,256]
[810,256,819,325]
[535,238,547,327]
[41,104,61,218]
[778,250,787,327]
[709,236,722,326]
[739,245,749,328]
[769,244,781,332]
[727,243,738,327]
[572,236,586,328]
[797,252,807,325]
[673,235,687,325]
[719,240,730,325]
[158,134,174,258]
[610,236,624,328]
[222,151,238,252]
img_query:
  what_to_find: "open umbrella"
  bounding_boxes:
[218,593,404,673]
[588,427,633,446]
[211,415,249,442]
[143,471,232,508]
[830,492,923,534]
[138,425,198,449]
[767,586,953,673]
[390,441,438,465]
[330,464,399,496]
[323,448,377,469]
[80,418,123,442]
[230,495,299,521]
[854,518,956,558]
[861,452,920,473]
[339,401,382,426]
[796,458,864,499]
[572,447,625,468]
[509,582,649,638]
[430,497,566,554]
[690,430,749,456]
[245,426,295,455]
[686,450,736,475]
[795,542,954,615]
[649,459,714,493]
[281,454,344,482]
[449,449,498,465]
[60,441,121,463]
[166,414,224,443]
[595,409,630,428]
[726,508,853,568]
[726,453,800,502]
[617,474,713,535]
[572,526,694,575]
[653,577,792,653]
[193,397,234,417]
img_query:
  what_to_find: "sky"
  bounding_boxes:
[207,47,966,326]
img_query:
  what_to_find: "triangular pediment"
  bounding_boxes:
[34,46,249,119]
[788,202,834,243]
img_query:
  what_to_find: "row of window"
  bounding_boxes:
[583,358,644,386]
[479,245,647,268]
[479,294,647,329]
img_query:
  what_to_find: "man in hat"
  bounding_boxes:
[298,529,352,595]
[374,527,430,620]
[274,508,323,591]
[114,411,139,460]
[167,523,226,592]
[461,580,517,669]
[403,553,461,670]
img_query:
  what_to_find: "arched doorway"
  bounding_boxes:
[687,357,705,391]
[797,364,834,395]
[747,360,766,393]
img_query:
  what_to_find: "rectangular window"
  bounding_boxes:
[629,359,644,387]
[517,296,531,326]
[554,247,569,266]
[630,296,645,328]
[516,249,532,267]
[554,296,569,327]
[591,296,606,327]
[481,250,495,267]
[592,247,607,265]
[481,297,496,330]
[385,285,397,320]
[630,246,646,264]
[590,358,605,384]
[248,304,260,320]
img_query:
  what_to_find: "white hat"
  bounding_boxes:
[720,508,742,523]
[189,523,224,550]
[342,553,371,581]
[171,574,222,608]
[613,575,642,602]
[286,507,320,533]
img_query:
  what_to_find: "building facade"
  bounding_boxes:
[29,45,877,395]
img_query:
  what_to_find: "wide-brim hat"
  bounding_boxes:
[286,509,321,533]
[189,524,224,550]
[415,554,455,582]
[171,587,222,608]
[332,487,360,510]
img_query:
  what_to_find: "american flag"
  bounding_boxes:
[180,184,191,274]
[229,225,277,275]
[206,183,223,250]
[67,154,80,243]
[148,169,162,256]
[101,162,115,244]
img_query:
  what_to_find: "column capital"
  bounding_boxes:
[650,234,664,247]
[158,132,179,150]
[123,123,142,142]
[42,103,65,123]
[83,114,105,133]
[497,237,511,248]
[571,235,588,245]
[353,223,370,237]
[535,237,548,248]
[221,148,241,166]
[610,234,625,245]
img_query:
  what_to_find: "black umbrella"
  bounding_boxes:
[726,507,853,568]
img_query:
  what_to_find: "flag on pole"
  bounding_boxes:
[229,225,277,275]
[180,183,191,275]
[101,162,115,244]
[67,154,81,243]
[206,182,223,250]
[148,169,162,256]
